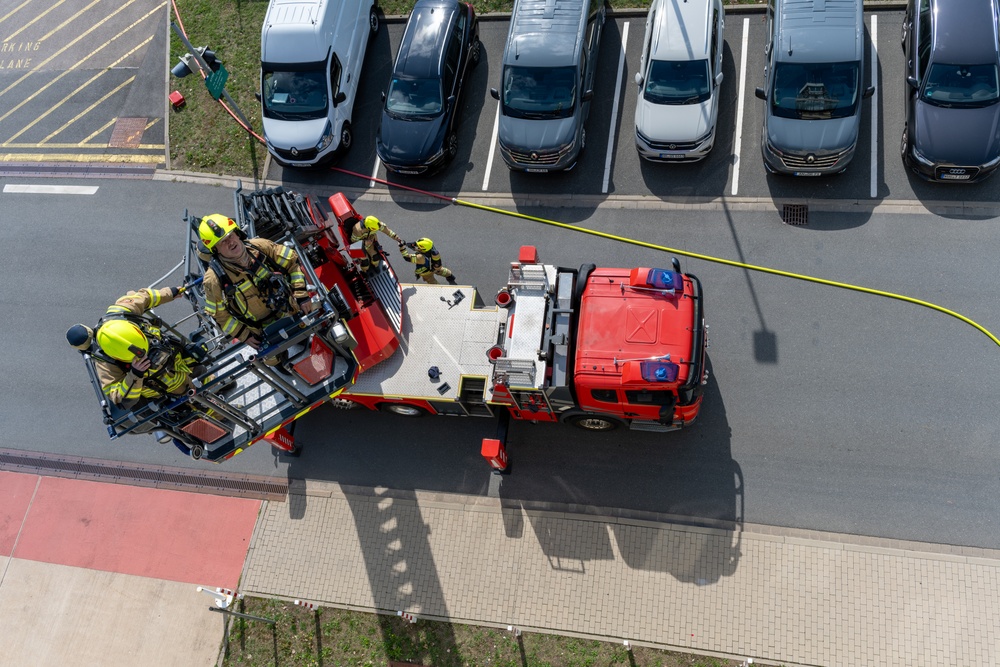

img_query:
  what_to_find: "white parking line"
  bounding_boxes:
[870,14,879,198]
[3,184,98,194]
[483,100,500,190]
[731,17,750,196]
[603,21,629,194]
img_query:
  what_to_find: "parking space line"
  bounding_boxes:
[0,0,144,100]
[483,101,500,191]
[36,0,103,43]
[0,0,33,27]
[3,0,68,42]
[79,118,118,146]
[870,14,878,199]
[3,184,99,194]
[3,37,151,144]
[731,17,750,196]
[39,76,135,144]
[602,21,628,194]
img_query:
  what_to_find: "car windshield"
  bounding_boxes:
[502,65,576,119]
[922,63,1000,108]
[770,62,859,120]
[262,66,328,121]
[643,59,711,105]
[385,77,443,117]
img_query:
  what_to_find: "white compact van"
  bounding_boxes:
[260,0,379,167]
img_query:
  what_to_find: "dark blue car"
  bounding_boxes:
[376,0,481,175]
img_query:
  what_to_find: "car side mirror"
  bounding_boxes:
[582,89,594,102]
[634,72,643,86]
[255,91,262,102]
[447,95,456,109]
[863,86,875,99]
[906,76,919,90]
[490,87,500,101]
[754,87,766,100]
[715,72,724,86]
[333,91,347,107]
[381,91,386,102]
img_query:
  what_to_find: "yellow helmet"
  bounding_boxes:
[96,320,148,362]
[363,215,381,231]
[415,238,434,253]
[199,214,239,250]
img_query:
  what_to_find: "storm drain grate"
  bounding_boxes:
[781,204,809,225]
[108,116,147,148]
[0,448,288,500]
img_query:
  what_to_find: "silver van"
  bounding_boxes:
[260,0,379,168]
[754,0,874,175]
[489,0,606,172]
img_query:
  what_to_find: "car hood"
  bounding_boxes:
[262,116,327,150]
[914,101,1000,165]
[498,114,576,152]
[635,98,715,142]
[765,114,859,154]
[377,112,447,164]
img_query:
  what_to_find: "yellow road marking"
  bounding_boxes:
[79,117,117,145]
[1,141,163,149]
[39,75,134,144]
[0,153,161,163]
[3,36,150,143]
[0,0,33,27]
[144,117,160,131]
[37,0,104,44]
[3,0,68,42]
[0,0,145,99]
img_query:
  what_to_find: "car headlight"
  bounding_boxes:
[316,122,334,151]
[764,135,784,157]
[982,153,1000,169]
[694,128,714,147]
[910,144,935,167]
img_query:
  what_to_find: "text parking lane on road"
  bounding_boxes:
[0,0,166,165]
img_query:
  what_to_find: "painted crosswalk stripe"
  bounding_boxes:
[3,184,98,194]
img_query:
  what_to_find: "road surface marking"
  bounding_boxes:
[870,14,879,199]
[731,17,750,196]
[40,76,134,144]
[483,100,500,190]
[603,21,628,194]
[4,184,99,194]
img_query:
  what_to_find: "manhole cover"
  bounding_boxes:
[781,204,808,225]
[108,117,147,148]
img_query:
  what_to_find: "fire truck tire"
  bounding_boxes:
[564,414,622,432]
[379,403,428,417]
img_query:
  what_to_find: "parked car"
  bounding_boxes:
[489,0,606,172]
[900,0,1000,182]
[259,0,379,168]
[754,0,873,176]
[634,0,724,162]
[376,0,481,175]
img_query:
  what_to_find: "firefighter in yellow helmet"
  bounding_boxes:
[349,214,402,274]
[399,237,458,285]
[198,214,314,351]
[66,286,198,410]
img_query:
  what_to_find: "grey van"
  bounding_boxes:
[489,0,606,172]
[754,0,874,175]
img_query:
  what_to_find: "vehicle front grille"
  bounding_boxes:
[934,165,980,181]
[779,151,845,170]
[273,146,318,162]
[507,144,572,166]
[638,132,702,151]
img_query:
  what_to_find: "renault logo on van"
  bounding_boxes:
[530,152,538,161]
[290,148,299,157]
[806,154,816,164]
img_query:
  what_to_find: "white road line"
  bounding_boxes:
[870,14,879,199]
[731,17,751,196]
[3,184,98,194]
[483,100,500,190]
[370,153,381,189]
[603,21,629,194]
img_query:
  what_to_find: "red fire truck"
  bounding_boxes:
[76,186,707,464]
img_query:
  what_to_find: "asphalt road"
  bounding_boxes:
[8,178,1000,551]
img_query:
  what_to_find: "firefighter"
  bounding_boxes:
[399,237,458,285]
[350,215,402,273]
[66,286,203,455]
[198,214,315,353]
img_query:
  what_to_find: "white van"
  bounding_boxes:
[260,0,379,167]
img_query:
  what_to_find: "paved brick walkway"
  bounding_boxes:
[241,482,1000,666]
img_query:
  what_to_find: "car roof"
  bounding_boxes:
[776,0,861,62]
[930,0,1000,64]
[650,0,714,62]
[395,0,461,79]
[506,0,588,66]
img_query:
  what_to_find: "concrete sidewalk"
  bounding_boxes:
[242,481,1000,667]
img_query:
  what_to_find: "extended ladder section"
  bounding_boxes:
[488,262,557,392]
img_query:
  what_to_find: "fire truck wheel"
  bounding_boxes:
[565,414,621,432]
[379,403,428,417]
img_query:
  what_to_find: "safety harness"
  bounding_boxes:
[209,245,292,330]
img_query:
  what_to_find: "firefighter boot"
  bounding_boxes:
[446,275,458,285]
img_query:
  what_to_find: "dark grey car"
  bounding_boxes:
[901,0,1000,182]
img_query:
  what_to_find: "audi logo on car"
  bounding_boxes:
[949,168,967,175]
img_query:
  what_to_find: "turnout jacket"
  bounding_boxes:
[202,238,308,343]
